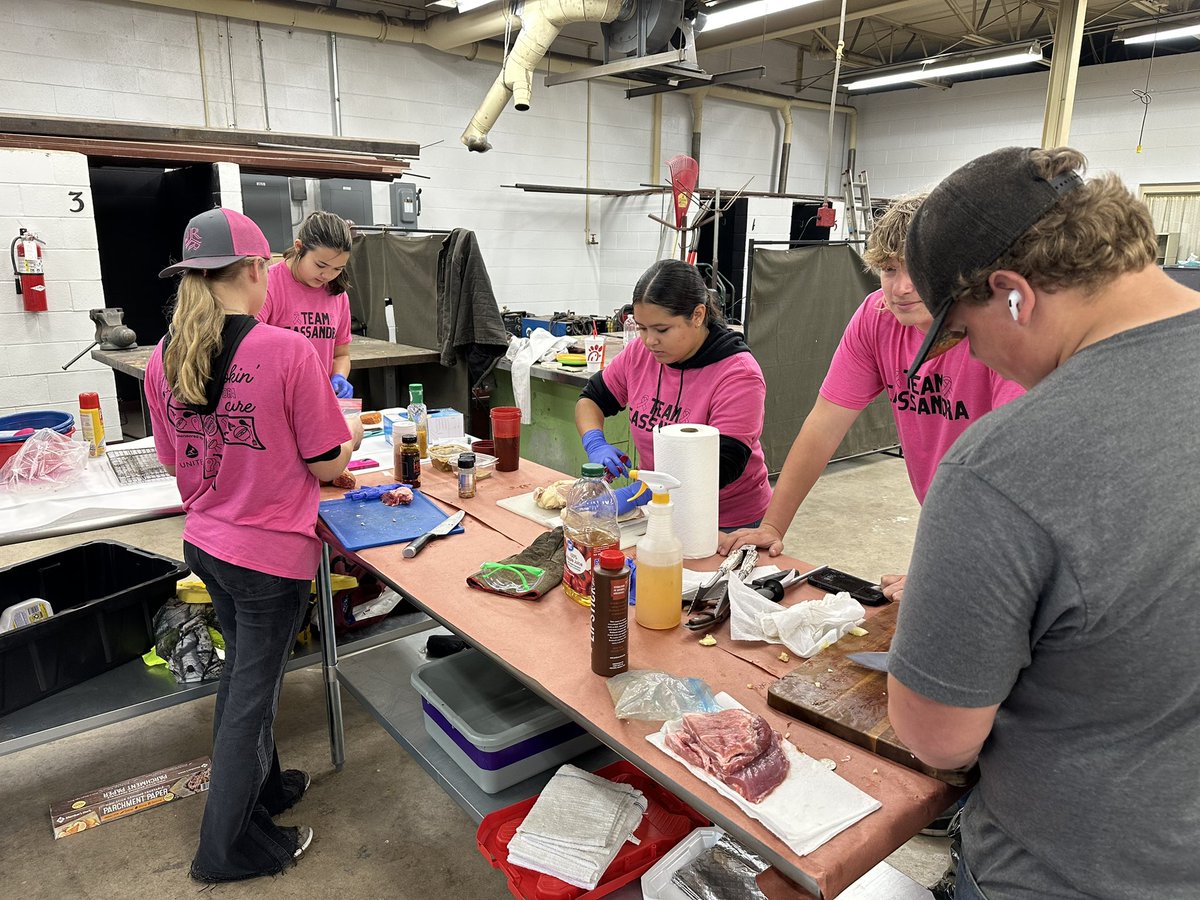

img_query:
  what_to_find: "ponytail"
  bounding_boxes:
[633,259,724,326]
[283,210,353,295]
[163,261,254,405]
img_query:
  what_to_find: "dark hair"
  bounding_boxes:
[283,210,353,295]
[632,259,724,325]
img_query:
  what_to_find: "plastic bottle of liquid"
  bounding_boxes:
[398,433,422,488]
[407,383,429,458]
[78,392,106,457]
[630,469,683,630]
[622,312,638,350]
[590,549,629,677]
[562,463,620,607]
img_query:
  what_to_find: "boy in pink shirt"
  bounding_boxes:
[720,195,1022,598]
[577,259,772,530]
[257,211,354,398]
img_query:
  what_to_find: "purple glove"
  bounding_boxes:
[582,428,629,478]
[344,483,409,502]
[613,481,652,516]
[331,374,354,399]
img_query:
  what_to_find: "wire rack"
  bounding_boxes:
[107,446,172,486]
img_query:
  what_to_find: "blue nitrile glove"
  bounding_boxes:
[331,374,354,399]
[344,483,408,502]
[582,428,629,478]
[613,481,653,517]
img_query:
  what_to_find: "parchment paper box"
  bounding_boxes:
[51,756,211,839]
[0,541,189,716]
[411,649,600,794]
[382,408,466,445]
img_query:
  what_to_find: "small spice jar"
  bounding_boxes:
[399,433,422,488]
[457,452,477,499]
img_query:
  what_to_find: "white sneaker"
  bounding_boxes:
[293,825,314,860]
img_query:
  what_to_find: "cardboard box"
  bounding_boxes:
[50,756,210,839]
[382,408,466,445]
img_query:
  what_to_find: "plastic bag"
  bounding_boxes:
[0,428,89,492]
[607,670,721,721]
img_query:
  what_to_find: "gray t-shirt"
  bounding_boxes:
[891,308,1200,900]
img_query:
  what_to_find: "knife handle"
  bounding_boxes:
[403,532,434,558]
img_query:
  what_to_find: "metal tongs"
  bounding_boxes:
[685,556,815,633]
[685,546,759,631]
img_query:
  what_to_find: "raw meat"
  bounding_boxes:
[381,486,413,507]
[665,709,790,804]
[327,469,356,489]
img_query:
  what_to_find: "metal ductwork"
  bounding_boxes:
[461,0,626,152]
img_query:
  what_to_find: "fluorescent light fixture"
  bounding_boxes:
[1113,15,1200,45]
[702,0,821,33]
[455,0,500,12]
[845,42,1044,92]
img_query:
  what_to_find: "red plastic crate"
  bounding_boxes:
[476,760,710,900]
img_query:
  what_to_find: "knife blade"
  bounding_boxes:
[403,509,466,558]
[846,651,889,673]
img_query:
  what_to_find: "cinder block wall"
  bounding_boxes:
[0,148,120,436]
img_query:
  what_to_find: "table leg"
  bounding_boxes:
[316,543,346,771]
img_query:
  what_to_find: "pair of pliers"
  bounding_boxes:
[685,546,759,631]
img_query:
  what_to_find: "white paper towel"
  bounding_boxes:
[653,423,719,559]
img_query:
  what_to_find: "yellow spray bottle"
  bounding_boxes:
[628,469,683,630]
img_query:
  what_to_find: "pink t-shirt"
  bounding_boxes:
[820,290,1024,502]
[145,323,351,580]
[600,333,772,529]
[257,260,352,374]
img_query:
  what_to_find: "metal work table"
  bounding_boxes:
[92,335,442,433]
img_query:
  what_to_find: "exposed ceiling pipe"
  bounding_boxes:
[461,0,626,151]
[777,102,793,193]
[690,90,706,162]
[130,0,858,164]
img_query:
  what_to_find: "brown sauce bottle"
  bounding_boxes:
[591,548,630,677]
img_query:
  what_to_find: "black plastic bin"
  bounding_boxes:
[0,541,189,716]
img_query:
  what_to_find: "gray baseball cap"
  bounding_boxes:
[905,146,1083,376]
[159,207,271,278]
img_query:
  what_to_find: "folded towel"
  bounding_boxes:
[506,764,647,889]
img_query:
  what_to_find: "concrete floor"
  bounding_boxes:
[0,452,951,898]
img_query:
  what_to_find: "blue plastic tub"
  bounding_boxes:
[0,410,76,466]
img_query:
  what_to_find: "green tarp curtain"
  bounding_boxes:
[345,232,444,350]
[746,244,898,475]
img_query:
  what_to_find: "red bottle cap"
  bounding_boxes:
[79,392,100,409]
[598,549,626,570]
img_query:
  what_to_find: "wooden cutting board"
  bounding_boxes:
[766,604,975,786]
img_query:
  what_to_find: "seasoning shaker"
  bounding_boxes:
[457,452,477,499]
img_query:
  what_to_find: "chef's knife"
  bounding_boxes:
[846,651,889,673]
[403,509,466,558]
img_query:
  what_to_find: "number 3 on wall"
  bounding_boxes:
[68,191,85,213]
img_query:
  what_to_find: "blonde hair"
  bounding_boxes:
[163,260,257,405]
[283,210,353,294]
[863,192,928,272]
[957,148,1157,304]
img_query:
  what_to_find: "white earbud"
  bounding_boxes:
[1008,289,1021,321]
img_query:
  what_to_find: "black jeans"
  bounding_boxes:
[184,542,311,882]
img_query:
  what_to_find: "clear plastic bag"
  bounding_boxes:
[0,428,89,492]
[606,670,721,721]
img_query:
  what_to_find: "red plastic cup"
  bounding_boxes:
[470,439,495,456]
[489,407,521,471]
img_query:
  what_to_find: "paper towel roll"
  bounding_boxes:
[653,423,719,559]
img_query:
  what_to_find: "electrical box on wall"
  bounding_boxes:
[240,174,293,252]
[318,179,373,226]
[391,182,421,229]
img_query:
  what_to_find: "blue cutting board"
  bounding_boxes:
[319,490,465,552]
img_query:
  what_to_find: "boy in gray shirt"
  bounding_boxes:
[890,146,1200,899]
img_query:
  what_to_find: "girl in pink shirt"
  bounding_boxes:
[146,208,360,884]
[257,211,355,398]
[576,259,772,530]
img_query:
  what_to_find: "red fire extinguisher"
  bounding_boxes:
[11,228,47,312]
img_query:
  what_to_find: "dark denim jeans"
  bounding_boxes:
[955,852,989,900]
[184,542,311,882]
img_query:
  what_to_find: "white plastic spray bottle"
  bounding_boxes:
[628,469,684,630]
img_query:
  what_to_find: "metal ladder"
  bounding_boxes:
[842,169,875,240]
